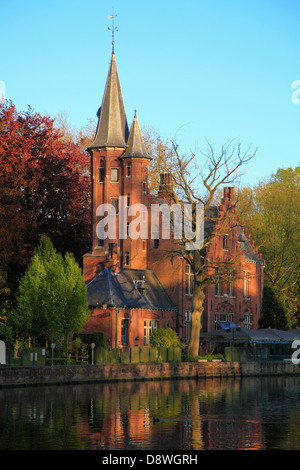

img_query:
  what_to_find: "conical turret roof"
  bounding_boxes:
[89,52,129,149]
[121,110,152,159]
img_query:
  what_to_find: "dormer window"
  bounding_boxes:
[134,278,146,296]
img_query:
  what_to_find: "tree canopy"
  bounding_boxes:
[12,235,89,347]
[0,101,90,300]
[238,167,300,328]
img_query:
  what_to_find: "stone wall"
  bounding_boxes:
[0,360,299,388]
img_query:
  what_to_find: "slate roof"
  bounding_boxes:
[245,327,300,342]
[87,267,177,311]
[237,227,262,264]
[202,326,300,343]
[89,52,129,149]
[204,206,262,264]
[121,110,152,160]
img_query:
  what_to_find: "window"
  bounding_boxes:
[108,243,114,259]
[152,231,159,248]
[99,167,105,182]
[215,267,222,296]
[243,309,251,329]
[97,226,104,247]
[153,239,159,248]
[223,235,228,250]
[215,312,233,329]
[110,197,118,214]
[111,168,118,182]
[142,240,146,252]
[227,270,234,297]
[185,311,192,343]
[127,193,130,207]
[144,320,158,345]
[124,252,129,266]
[243,271,249,298]
[185,264,194,295]
[121,319,128,344]
[126,165,131,177]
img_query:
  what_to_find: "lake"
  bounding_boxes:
[1,376,300,450]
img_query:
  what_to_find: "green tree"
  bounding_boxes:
[260,286,296,330]
[238,167,300,327]
[12,236,89,347]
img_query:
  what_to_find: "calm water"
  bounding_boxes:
[1,376,300,450]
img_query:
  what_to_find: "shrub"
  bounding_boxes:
[150,328,183,348]
[0,323,14,348]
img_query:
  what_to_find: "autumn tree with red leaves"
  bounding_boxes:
[0,101,90,300]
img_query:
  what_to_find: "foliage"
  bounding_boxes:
[150,328,183,348]
[182,351,224,362]
[238,167,300,326]
[72,337,82,351]
[0,323,14,348]
[142,126,176,194]
[0,100,90,302]
[91,331,106,348]
[12,235,89,347]
[260,285,297,330]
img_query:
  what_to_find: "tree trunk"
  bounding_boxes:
[188,276,205,356]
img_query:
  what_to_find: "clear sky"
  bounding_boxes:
[1,0,299,187]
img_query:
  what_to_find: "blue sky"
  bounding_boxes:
[1,0,299,187]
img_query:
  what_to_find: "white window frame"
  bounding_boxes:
[215,312,233,329]
[227,270,234,297]
[185,264,194,295]
[215,267,222,296]
[111,168,119,182]
[144,320,158,345]
[121,319,129,344]
[243,271,249,298]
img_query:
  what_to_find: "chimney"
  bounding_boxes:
[158,173,173,197]
[221,186,236,208]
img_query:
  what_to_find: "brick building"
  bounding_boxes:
[81,51,264,348]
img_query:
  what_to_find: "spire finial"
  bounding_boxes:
[108,10,118,53]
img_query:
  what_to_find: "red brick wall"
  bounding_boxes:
[81,306,176,348]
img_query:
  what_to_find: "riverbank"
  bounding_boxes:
[0,360,299,388]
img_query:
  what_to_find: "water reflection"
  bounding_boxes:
[1,377,300,450]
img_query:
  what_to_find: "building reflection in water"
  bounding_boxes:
[1,377,300,450]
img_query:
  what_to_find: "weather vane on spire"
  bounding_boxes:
[108,10,118,53]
